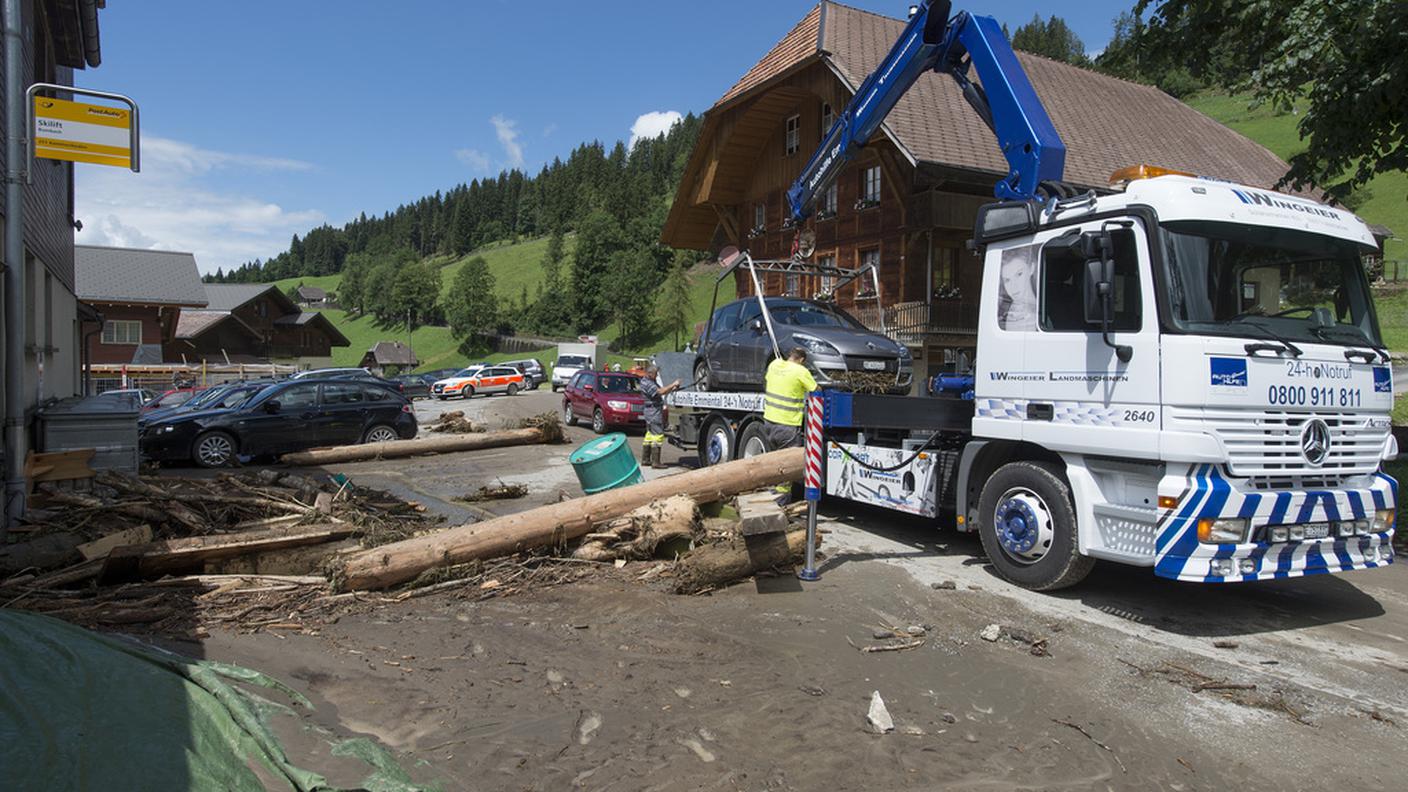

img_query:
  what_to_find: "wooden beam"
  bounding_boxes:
[336,447,805,590]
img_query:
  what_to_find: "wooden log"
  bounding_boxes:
[100,523,357,582]
[673,529,809,594]
[337,447,804,590]
[0,532,81,575]
[77,525,154,561]
[280,427,549,466]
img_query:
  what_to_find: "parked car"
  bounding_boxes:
[562,371,649,434]
[94,388,157,407]
[140,379,417,468]
[291,366,406,396]
[390,373,433,399]
[418,368,460,382]
[141,386,205,414]
[693,297,913,394]
[139,380,273,426]
[432,365,525,400]
[503,359,545,390]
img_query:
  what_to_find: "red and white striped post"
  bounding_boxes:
[799,393,823,581]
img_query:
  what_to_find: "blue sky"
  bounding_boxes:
[75,1,1134,273]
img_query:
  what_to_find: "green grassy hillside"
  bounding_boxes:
[1185,92,1407,264]
[264,234,731,372]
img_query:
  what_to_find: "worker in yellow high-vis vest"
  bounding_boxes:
[763,347,817,504]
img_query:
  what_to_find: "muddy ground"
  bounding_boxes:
[159,389,1408,791]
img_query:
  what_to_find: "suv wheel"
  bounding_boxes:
[592,408,607,435]
[563,400,578,426]
[193,431,237,468]
[694,361,713,392]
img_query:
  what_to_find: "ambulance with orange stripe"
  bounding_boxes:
[431,364,525,400]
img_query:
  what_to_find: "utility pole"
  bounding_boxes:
[2,0,28,534]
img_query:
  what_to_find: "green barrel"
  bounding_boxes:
[569,433,643,494]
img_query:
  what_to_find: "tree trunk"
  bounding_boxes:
[100,523,356,582]
[673,529,809,594]
[280,427,548,466]
[336,447,804,590]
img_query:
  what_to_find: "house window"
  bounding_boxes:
[785,115,800,155]
[753,202,766,234]
[821,103,834,137]
[861,166,882,205]
[101,320,142,345]
[818,254,837,295]
[931,246,959,300]
[819,183,838,217]
[785,272,800,296]
[861,248,881,272]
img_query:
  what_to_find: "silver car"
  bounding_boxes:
[694,297,912,393]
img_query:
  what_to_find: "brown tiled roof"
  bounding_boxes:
[174,310,259,341]
[366,341,418,366]
[715,2,1293,190]
[820,3,1291,190]
[715,5,822,107]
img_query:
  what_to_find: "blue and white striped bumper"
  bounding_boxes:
[1154,465,1396,582]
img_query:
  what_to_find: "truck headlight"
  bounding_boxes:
[793,334,840,357]
[1197,518,1246,543]
[606,400,629,411]
[1373,509,1395,533]
[1269,525,1289,543]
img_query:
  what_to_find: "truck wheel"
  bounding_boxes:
[977,461,1094,591]
[697,417,735,467]
[737,422,770,459]
[694,361,714,392]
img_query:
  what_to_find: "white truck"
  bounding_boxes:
[668,2,1397,590]
[551,342,599,392]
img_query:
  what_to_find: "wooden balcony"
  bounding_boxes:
[855,299,979,347]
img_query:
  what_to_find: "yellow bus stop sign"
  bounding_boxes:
[32,96,133,169]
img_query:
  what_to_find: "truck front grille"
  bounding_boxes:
[1168,407,1389,479]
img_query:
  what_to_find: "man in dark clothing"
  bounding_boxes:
[638,363,681,469]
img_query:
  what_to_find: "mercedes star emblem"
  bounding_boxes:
[1300,419,1331,467]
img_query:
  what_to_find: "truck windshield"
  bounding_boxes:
[1160,220,1383,348]
[559,355,590,368]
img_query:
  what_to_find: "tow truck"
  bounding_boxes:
[667,0,1397,589]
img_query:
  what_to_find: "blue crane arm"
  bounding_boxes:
[786,0,1067,223]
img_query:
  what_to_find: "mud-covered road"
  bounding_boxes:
[170,389,1408,790]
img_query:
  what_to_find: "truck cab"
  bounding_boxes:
[964,171,1395,586]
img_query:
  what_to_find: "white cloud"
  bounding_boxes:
[490,115,524,168]
[629,110,683,148]
[75,135,324,274]
[454,148,492,172]
[542,123,558,138]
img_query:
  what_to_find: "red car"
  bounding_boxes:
[562,371,653,434]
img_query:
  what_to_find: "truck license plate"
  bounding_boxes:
[862,360,885,371]
[1304,523,1330,539]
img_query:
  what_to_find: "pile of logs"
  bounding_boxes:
[2,447,816,636]
[428,411,482,434]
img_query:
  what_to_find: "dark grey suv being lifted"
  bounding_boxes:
[693,297,912,393]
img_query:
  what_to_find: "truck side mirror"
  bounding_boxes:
[1082,258,1105,325]
[1082,229,1133,363]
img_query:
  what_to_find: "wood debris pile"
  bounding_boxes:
[511,412,567,444]
[1,471,444,635]
[428,411,483,434]
[458,480,529,503]
[828,371,899,394]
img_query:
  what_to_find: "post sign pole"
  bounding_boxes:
[25,83,140,181]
